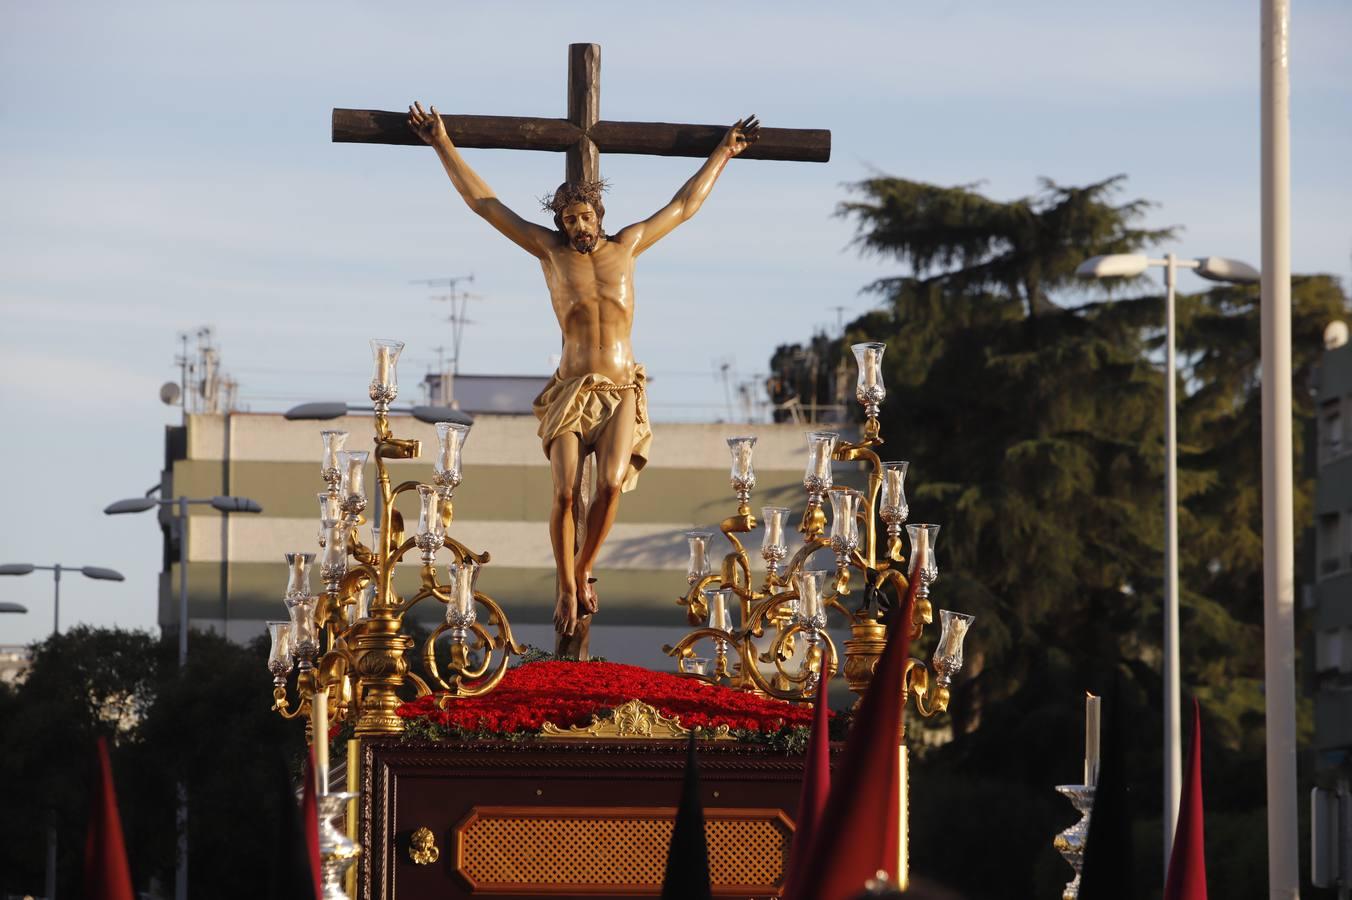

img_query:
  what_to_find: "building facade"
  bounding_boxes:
[1314,339,1352,774]
[152,408,859,666]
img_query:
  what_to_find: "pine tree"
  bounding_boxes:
[824,176,1177,757]
[775,172,1350,895]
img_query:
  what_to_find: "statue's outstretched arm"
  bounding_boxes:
[617,116,761,256]
[408,101,554,258]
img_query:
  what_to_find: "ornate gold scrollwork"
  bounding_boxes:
[540,699,733,741]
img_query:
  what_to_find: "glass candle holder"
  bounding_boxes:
[852,341,887,416]
[906,523,941,583]
[686,532,714,585]
[704,586,734,633]
[804,431,838,496]
[285,594,319,665]
[320,519,347,585]
[879,461,910,532]
[317,492,341,547]
[828,488,864,557]
[320,430,348,486]
[415,485,445,564]
[433,422,470,494]
[932,609,975,687]
[284,551,315,601]
[683,657,710,676]
[266,621,293,681]
[339,450,369,519]
[445,559,478,630]
[760,506,790,575]
[727,436,757,503]
[354,583,374,623]
[367,336,402,389]
[794,569,829,628]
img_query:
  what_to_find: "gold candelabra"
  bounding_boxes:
[664,341,975,718]
[267,339,522,744]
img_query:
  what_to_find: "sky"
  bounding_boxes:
[1,1,1349,647]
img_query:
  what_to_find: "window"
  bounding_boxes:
[1348,508,1352,570]
[1318,513,1342,577]
[1321,399,1344,463]
[1316,629,1344,673]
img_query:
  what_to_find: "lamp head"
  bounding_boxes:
[210,496,263,514]
[1075,254,1151,279]
[1194,256,1260,284]
[0,602,28,613]
[411,405,474,426]
[0,564,36,576]
[284,402,349,421]
[104,497,160,515]
[80,566,126,582]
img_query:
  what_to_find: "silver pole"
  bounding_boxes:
[178,496,189,668]
[44,567,63,900]
[51,563,62,636]
[1261,0,1300,895]
[45,814,57,900]
[1162,254,1182,871]
[176,496,189,900]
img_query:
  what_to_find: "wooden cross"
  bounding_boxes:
[332,43,830,184]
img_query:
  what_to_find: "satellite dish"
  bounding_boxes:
[160,381,182,405]
[1325,321,1349,350]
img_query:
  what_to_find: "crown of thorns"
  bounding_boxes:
[540,179,609,215]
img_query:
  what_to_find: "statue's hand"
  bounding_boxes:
[720,115,761,158]
[408,101,448,146]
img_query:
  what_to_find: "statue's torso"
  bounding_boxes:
[540,238,637,384]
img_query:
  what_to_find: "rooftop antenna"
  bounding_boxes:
[423,345,451,405]
[714,356,736,422]
[831,304,848,334]
[410,275,480,374]
[168,327,240,418]
[173,332,191,424]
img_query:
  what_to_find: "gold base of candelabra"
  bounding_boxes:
[843,619,888,707]
[351,617,414,738]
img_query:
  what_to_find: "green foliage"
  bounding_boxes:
[399,715,815,755]
[0,627,171,897]
[512,643,609,665]
[0,627,304,898]
[774,172,1350,896]
[839,175,1176,316]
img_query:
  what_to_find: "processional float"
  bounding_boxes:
[263,337,976,894]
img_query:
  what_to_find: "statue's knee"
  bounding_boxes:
[595,476,623,502]
[553,487,575,510]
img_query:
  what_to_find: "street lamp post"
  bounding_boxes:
[0,563,126,635]
[0,561,124,900]
[104,493,262,900]
[283,400,473,425]
[1076,252,1259,872]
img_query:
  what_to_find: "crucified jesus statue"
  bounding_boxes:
[408,101,760,656]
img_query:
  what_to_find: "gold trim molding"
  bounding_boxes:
[539,699,734,741]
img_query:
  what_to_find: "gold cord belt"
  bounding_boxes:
[582,381,646,424]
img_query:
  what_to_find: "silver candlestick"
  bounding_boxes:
[318,791,361,899]
[1053,783,1095,900]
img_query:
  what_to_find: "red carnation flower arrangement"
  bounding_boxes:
[395,658,830,750]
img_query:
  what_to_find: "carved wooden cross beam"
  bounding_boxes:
[332,43,831,184]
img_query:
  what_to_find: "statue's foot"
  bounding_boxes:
[553,588,578,637]
[577,572,599,615]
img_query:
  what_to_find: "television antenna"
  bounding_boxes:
[410,275,482,374]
